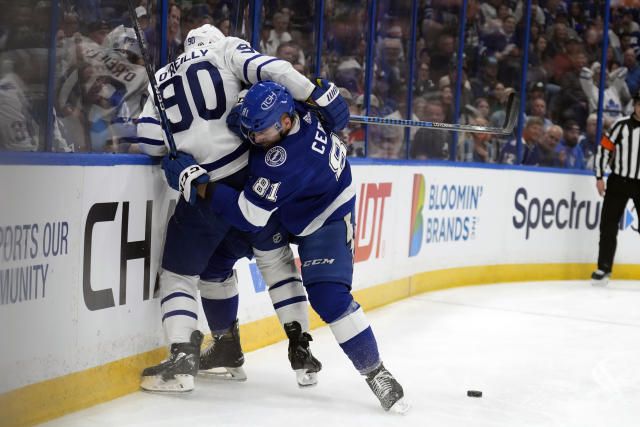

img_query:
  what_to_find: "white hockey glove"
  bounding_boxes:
[161,152,209,205]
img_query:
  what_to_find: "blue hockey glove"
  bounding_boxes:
[226,103,245,139]
[308,78,349,131]
[161,152,209,205]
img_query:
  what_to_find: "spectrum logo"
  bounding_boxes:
[409,174,483,256]
[512,188,601,239]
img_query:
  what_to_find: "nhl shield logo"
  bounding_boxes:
[265,146,287,167]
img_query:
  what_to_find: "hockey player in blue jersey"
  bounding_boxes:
[180,81,409,413]
[137,24,349,392]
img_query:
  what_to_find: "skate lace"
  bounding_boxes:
[369,370,394,398]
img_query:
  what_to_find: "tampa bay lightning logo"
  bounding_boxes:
[261,92,277,110]
[272,232,282,244]
[265,146,287,167]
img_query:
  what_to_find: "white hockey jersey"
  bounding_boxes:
[137,36,315,181]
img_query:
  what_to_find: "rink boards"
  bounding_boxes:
[1,155,639,426]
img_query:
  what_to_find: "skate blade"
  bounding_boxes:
[140,374,195,393]
[389,397,410,415]
[198,366,247,381]
[591,278,610,287]
[295,370,318,387]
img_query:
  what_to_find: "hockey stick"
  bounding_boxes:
[126,0,178,158]
[349,92,520,135]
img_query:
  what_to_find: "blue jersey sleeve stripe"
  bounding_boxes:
[161,292,196,305]
[272,295,308,310]
[201,141,250,172]
[162,310,198,321]
[138,117,161,125]
[137,137,165,146]
[243,54,264,83]
[256,58,282,81]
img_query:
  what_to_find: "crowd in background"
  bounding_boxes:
[1,0,639,171]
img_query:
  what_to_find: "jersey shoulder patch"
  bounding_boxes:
[264,145,287,167]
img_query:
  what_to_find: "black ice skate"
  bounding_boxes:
[284,321,322,387]
[591,269,611,287]
[199,319,247,381]
[365,363,410,414]
[140,330,204,393]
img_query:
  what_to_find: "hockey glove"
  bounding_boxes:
[161,151,209,205]
[226,103,245,140]
[226,89,250,141]
[308,78,349,131]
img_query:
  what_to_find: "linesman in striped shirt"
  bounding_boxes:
[591,91,640,286]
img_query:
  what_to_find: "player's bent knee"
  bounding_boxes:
[254,246,299,286]
[199,270,239,300]
[306,281,354,324]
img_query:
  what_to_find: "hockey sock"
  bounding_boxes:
[255,246,310,332]
[199,271,239,335]
[269,278,309,332]
[159,270,199,343]
[329,301,381,373]
[307,282,381,373]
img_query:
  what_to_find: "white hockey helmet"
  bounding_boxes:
[184,24,225,52]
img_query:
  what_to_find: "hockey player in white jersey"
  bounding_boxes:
[167,81,408,413]
[136,24,349,392]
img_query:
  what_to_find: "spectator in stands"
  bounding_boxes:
[471,56,499,99]
[546,22,570,58]
[528,97,553,130]
[488,81,506,114]
[440,86,455,123]
[259,21,273,53]
[370,124,404,159]
[0,48,71,152]
[429,33,456,82]
[550,48,589,127]
[556,120,586,169]
[539,124,563,167]
[265,12,292,56]
[579,113,599,171]
[414,60,436,97]
[499,116,544,165]
[144,3,182,67]
[583,27,602,64]
[458,117,493,163]
[276,41,301,65]
[579,61,631,123]
[620,8,640,35]
[623,47,640,95]
[410,99,452,160]
[87,20,110,46]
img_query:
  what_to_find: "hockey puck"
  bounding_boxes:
[467,390,482,398]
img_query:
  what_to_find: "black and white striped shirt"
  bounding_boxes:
[594,114,640,180]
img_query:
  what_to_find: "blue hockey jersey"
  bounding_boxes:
[208,106,355,236]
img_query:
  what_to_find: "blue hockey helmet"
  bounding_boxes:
[240,81,295,144]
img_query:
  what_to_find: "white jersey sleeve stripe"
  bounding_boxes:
[237,191,276,227]
[298,181,356,236]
